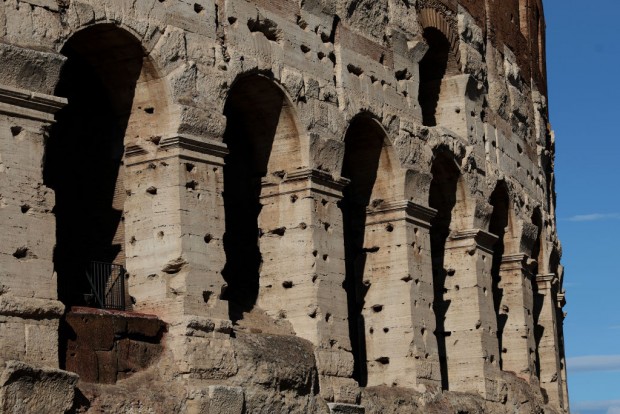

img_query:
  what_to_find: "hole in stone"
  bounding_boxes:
[363,246,380,253]
[395,68,411,81]
[203,291,212,303]
[270,227,286,236]
[299,222,307,229]
[312,250,318,257]
[325,313,331,322]
[309,309,317,318]
[385,223,394,232]
[157,231,164,239]
[185,163,195,172]
[12,246,30,259]
[10,126,23,137]
[290,194,298,203]
[21,204,30,214]
[322,254,328,261]
[376,357,390,365]
[347,64,363,76]
[372,304,384,313]
[383,327,389,333]
[193,3,204,13]
[186,180,199,191]
[204,234,212,243]
[228,16,237,25]
[323,222,330,231]
[247,17,282,42]
[401,275,413,282]
[300,44,311,54]
[144,107,155,114]
[312,275,318,283]
[282,281,293,289]
[146,186,157,195]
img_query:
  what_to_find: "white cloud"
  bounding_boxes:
[572,400,620,411]
[567,213,620,222]
[568,355,620,373]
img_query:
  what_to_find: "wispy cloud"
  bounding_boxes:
[568,355,620,373]
[567,213,620,222]
[572,399,620,414]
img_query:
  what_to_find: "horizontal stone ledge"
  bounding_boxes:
[366,200,437,228]
[126,134,229,162]
[0,83,66,122]
[0,296,64,319]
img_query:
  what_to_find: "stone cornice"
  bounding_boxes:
[0,84,66,123]
[260,169,350,199]
[126,134,229,166]
[366,200,437,229]
[158,134,229,157]
[448,229,498,254]
[535,273,559,291]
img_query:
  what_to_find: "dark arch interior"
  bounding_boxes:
[341,116,385,386]
[489,181,510,368]
[221,76,287,322]
[45,25,144,308]
[428,151,460,390]
[418,27,458,127]
[531,207,544,379]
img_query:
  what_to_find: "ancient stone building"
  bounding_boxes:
[0,0,568,412]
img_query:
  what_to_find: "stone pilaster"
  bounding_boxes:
[557,291,570,412]
[0,83,67,369]
[125,134,235,378]
[258,169,356,401]
[362,200,440,388]
[498,253,537,382]
[535,274,564,410]
[443,229,500,398]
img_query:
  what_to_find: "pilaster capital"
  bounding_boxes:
[447,229,498,254]
[366,200,437,229]
[126,133,229,166]
[0,83,66,123]
[499,253,535,277]
[260,169,349,199]
[535,273,559,291]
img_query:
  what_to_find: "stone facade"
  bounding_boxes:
[0,0,568,412]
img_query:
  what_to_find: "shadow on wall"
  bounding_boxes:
[429,150,460,390]
[44,25,144,309]
[221,75,303,322]
[341,115,385,386]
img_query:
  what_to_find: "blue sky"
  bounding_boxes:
[546,1,620,413]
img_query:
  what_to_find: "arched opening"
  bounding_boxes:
[428,151,461,390]
[222,75,302,322]
[341,115,396,386]
[489,181,511,369]
[45,25,147,309]
[46,24,171,377]
[418,27,459,127]
[531,207,544,380]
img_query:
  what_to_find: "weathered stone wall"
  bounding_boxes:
[0,0,567,412]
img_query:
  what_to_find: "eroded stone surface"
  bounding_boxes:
[0,0,567,412]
